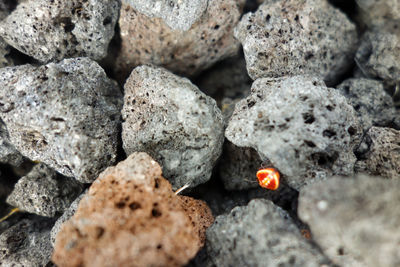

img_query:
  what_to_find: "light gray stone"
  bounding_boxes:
[356,0,400,28]
[6,163,84,217]
[0,217,55,267]
[0,0,120,63]
[206,199,331,267]
[0,119,24,166]
[226,76,362,189]
[298,175,400,267]
[123,0,208,31]
[355,126,400,179]
[0,57,122,183]
[336,78,399,130]
[235,0,358,85]
[122,65,224,189]
[50,189,87,246]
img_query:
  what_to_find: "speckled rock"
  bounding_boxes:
[52,152,211,267]
[355,127,400,179]
[6,163,83,217]
[298,175,400,267]
[235,0,358,85]
[0,0,120,62]
[206,199,331,267]
[0,1,14,68]
[356,0,400,28]
[0,217,55,267]
[115,0,242,82]
[226,76,362,189]
[0,57,122,183]
[336,78,399,130]
[50,190,87,246]
[123,0,208,31]
[355,24,400,84]
[0,119,24,166]
[122,66,224,189]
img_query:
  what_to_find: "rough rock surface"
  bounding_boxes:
[122,66,224,189]
[0,217,55,267]
[337,78,399,130]
[226,76,362,189]
[50,190,87,246]
[355,24,400,84]
[0,1,14,68]
[298,175,400,267]
[356,0,400,27]
[355,127,400,179]
[206,199,330,267]
[0,0,120,62]
[235,0,358,85]
[0,57,122,183]
[115,0,242,82]
[6,163,83,217]
[52,152,211,267]
[123,0,208,31]
[0,119,24,166]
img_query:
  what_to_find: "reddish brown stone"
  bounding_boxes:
[52,152,212,267]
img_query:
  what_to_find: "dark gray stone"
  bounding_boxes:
[226,75,362,189]
[206,199,331,267]
[298,174,400,267]
[356,0,400,28]
[0,217,55,267]
[235,0,358,85]
[0,57,122,183]
[336,78,399,130]
[6,163,84,217]
[122,65,224,189]
[0,0,120,62]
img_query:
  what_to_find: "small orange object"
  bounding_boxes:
[256,168,280,190]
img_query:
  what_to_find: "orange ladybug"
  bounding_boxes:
[256,168,280,190]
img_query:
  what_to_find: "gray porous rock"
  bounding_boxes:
[356,0,400,28]
[0,1,14,68]
[0,0,120,63]
[218,140,263,191]
[355,127,400,179]
[0,57,122,183]
[0,217,55,267]
[115,0,242,82]
[298,175,400,267]
[6,163,84,217]
[0,119,24,166]
[123,0,208,31]
[234,0,358,85]
[225,76,362,190]
[122,65,224,189]
[336,78,399,130]
[355,24,400,84]
[206,199,331,267]
[50,189,87,246]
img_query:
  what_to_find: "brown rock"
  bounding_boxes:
[52,152,212,267]
[115,0,242,83]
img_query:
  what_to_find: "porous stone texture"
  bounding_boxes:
[0,0,120,63]
[206,199,331,267]
[0,1,14,68]
[355,127,400,179]
[6,163,83,217]
[336,78,400,130]
[235,0,358,85]
[123,0,208,31]
[52,152,211,267]
[0,217,55,267]
[355,24,400,84]
[225,76,362,189]
[356,0,400,28]
[0,57,122,183]
[50,190,87,246]
[298,175,400,267]
[218,141,263,191]
[122,66,224,189]
[115,0,242,82]
[0,119,24,166]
